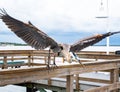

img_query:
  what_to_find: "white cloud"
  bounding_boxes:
[0,0,120,33]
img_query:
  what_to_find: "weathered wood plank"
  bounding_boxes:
[110,69,119,83]
[76,51,114,55]
[3,56,7,69]
[110,68,119,92]
[0,60,119,86]
[79,77,111,84]
[28,55,31,67]
[78,54,120,59]
[48,78,51,86]
[75,74,80,91]
[66,75,74,92]
[84,82,120,92]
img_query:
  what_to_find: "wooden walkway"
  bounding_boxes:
[0,50,120,92]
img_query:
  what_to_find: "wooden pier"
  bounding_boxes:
[0,50,120,92]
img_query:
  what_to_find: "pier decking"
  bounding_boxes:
[0,50,120,92]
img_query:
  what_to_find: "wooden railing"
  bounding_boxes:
[0,50,120,92]
[0,50,120,68]
[45,68,119,91]
[0,50,54,69]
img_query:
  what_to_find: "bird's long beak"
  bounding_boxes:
[103,31,120,37]
[110,31,120,35]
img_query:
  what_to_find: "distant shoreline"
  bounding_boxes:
[0,42,120,46]
[0,45,120,52]
[0,42,27,46]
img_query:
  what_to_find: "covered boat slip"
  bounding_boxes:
[0,50,120,92]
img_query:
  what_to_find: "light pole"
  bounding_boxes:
[96,0,109,54]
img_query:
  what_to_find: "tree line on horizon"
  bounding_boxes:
[0,42,27,46]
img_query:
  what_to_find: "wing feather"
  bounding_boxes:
[0,9,59,50]
[70,32,120,52]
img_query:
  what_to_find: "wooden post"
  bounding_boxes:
[62,57,64,63]
[110,68,119,92]
[11,56,14,68]
[3,56,7,69]
[31,56,34,64]
[66,75,74,92]
[11,56,14,61]
[48,78,51,86]
[28,55,31,67]
[75,74,80,91]
[44,56,47,64]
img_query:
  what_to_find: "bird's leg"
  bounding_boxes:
[78,59,85,68]
[53,54,56,65]
[47,49,51,69]
[71,52,85,68]
[52,53,58,68]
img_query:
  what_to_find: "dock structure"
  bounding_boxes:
[0,50,120,92]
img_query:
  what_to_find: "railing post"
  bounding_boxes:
[44,56,47,64]
[31,56,34,64]
[66,75,74,92]
[3,56,7,69]
[11,56,14,68]
[11,56,14,61]
[75,74,80,91]
[28,55,31,67]
[110,68,119,92]
[62,57,65,63]
[48,78,51,86]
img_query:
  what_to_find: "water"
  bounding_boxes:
[0,85,26,92]
[0,85,52,92]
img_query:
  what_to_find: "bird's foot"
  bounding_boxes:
[46,63,58,71]
[51,63,58,69]
[78,60,86,68]
[46,64,51,70]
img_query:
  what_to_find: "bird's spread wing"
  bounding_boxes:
[70,31,120,52]
[0,9,59,50]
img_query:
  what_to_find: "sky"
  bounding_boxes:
[0,0,120,45]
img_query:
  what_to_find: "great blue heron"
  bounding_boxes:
[0,9,120,68]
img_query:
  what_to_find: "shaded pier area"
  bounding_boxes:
[0,50,120,92]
